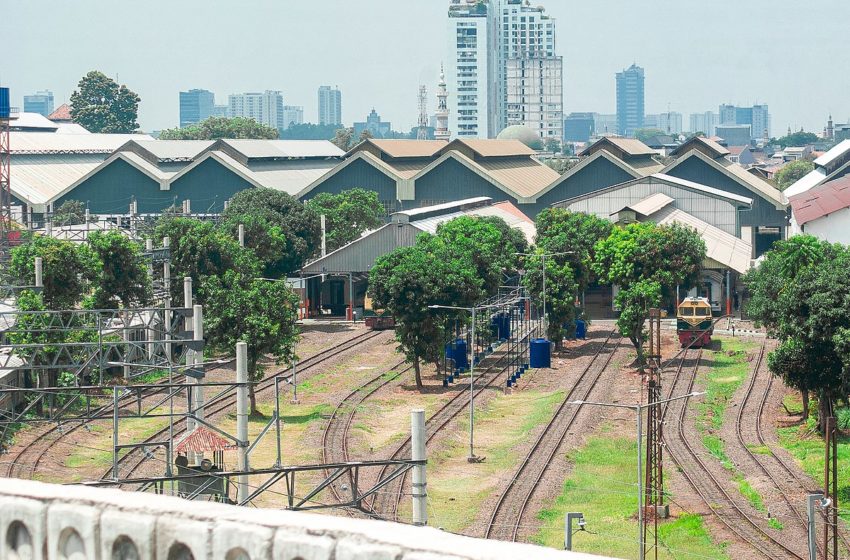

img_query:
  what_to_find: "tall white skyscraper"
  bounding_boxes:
[447,0,562,140]
[318,86,342,126]
[227,91,285,130]
[447,1,495,138]
[282,106,304,130]
[689,111,717,136]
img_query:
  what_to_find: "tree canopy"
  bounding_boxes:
[593,221,705,365]
[773,130,819,148]
[331,128,354,151]
[774,159,814,191]
[70,71,140,133]
[278,123,341,140]
[87,231,151,309]
[634,128,668,143]
[9,236,98,309]
[305,189,385,253]
[52,200,86,226]
[158,117,279,140]
[222,188,320,275]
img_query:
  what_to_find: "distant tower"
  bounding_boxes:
[828,114,834,139]
[417,85,429,140]
[435,65,450,141]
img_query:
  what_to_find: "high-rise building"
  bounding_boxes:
[318,86,342,126]
[23,90,54,117]
[616,64,645,137]
[718,103,770,140]
[435,65,450,141]
[715,124,752,146]
[282,106,304,130]
[645,111,682,134]
[564,112,595,142]
[447,0,494,138]
[179,89,215,128]
[593,113,618,136]
[689,111,717,136]
[212,105,229,118]
[354,109,392,138]
[228,91,285,131]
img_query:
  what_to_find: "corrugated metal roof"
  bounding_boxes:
[130,140,215,161]
[47,103,72,121]
[629,157,666,176]
[11,112,59,131]
[10,154,107,205]
[247,160,339,196]
[220,139,344,159]
[474,156,561,198]
[580,137,656,157]
[648,206,752,274]
[719,158,786,206]
[358,139,447,158]
[175,426,236,453]
[622,193,674,217]
[669,136,730,158]
[447,138,536,157]
[54,123,90,135]
[814,139,850,168]
[784,167,827,197]
[652,174,753,205]
[790,174,850,226]
[409,200,535,243]
[10,132,153,154]
[393,197,492,220]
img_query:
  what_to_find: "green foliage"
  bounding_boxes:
[87,231,151,309]
[204,271,300,412]
[634,128,667,143]
[774,159,815,191]
[305,189,384,252]
[220,215,288,278]
[9,236,98,309]
[773,130,819,148]
[331,127,354,151]
[158,117,278,140]
[542,157,577,174]
[593,222,705,364]
[69,70,140,133]
[222,188,320,275]
[278,123,340,140]
[543,137,561,153]
[52,200,86,226]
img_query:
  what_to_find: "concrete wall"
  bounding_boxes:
[803,208,850,244]
[0,478,611,560]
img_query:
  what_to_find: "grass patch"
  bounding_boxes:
[534,435,729,559]
[783,393,803,415]
[735,476,765,513]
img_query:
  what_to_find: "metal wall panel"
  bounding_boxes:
[57,158,163,214]
[414,157,511,208]
[302,223,421,274]
[301,158,397,206]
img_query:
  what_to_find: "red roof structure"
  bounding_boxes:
[790,175,850,226]
[174,426,237,453]
[47,103,72,122]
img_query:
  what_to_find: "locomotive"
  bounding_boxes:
[676,297,713,347]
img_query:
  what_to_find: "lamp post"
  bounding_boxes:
[515,251,574,334]
[568,392,705,560]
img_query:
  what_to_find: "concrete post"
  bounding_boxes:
[193,303,205,440]
[236,342,250,504]
[238,224,245,248]
[145,239,155,359]
[45,219,52,237]
[183,277,195,460]
[411,409,427,526]
[808,493,824,560]
[468,306,476,461]
[34,256,43,288]
[320,214,327,257]
[182,199,191,215]
[636,406,644,560]
[163,237,172,360]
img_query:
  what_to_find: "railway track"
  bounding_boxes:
[108,328,389,482]
[663,348,804,560]
[484,330,620,541]
[369,322,540,522]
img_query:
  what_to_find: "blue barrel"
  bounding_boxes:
[445,338,468,370]
[575,319,586,340]
[529,338,551,368]
[0,88,9,119]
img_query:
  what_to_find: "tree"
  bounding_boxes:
[52,200,86,226]
[527,209,613,345]
[331,127,354,151]
[593,222,705,366]
[222,189,320,275]
[220,215,288,278]
[774,159,815,191]
[87,231,151,309]
[158,117,278,140]
[9,236,98,309]
[369,236,482,388]
[773,131,819,148]
[544,138,562,153]
[634,128,667,143]
[358,129,374,143]
[204,271,299,414]
[305,189,385,252]
[69,71,140,133]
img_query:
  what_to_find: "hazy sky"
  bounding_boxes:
[4,0,849,135]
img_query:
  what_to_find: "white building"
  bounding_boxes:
[505,57,563,141]
[447,0,495,138]
[318,86,342,126]
[645,111,682,134]
[689,111,717,136]
[283,105,304,130]
[227,91,285,131]
[434,65,450,141]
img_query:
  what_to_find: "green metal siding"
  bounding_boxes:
[170,158,253,213]
[529,157,635,216]
[413,158,510,209]
[301,158,397,206]
[665,157,788,229]
[56,159,165,214]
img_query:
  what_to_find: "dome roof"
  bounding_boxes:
[496,125,543,149]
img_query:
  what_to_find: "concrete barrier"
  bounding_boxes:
[0,478,614,560]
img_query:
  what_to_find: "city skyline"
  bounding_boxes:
[4,0,849,134]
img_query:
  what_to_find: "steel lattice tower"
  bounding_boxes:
[644,308,664,560]
[0,90,13,257]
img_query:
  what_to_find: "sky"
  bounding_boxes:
[4,0,850,135]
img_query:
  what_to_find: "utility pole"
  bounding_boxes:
[824,416,839,559]
[808,492,826,560]
[411,409,427,526]
[644,308,665,560]
[564,512,585,551]
[236,342,250,504]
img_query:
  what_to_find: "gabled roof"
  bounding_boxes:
[814,139,850,169]
[789,174,850,226]
[726,145,750,157]
[217,139,344,160]
[579,136,656,157]
[613,193,675,217]
[11,112,59,132]
[662,149,785,208]
[10,132,154,155]
[443,138,536,157]
[298,150,404,198]
[670,136,730,158]
[47,103,72,122]
[50,151,173,205]
[167,150,263,189]
[117,139,215,163]
[10,154,106,207]
[348,139,447,159]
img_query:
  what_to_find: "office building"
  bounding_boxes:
[212,105,229,118]
[715,124,752,146]
[354,109,392,139]
[689,111,717,136]
[564,112,595,142]
[228,91,285,131]
[283,106,304,130]
[719,103,770,140]
[616,64,645,137]
[593,113,618,136]
[447,0,495,138]
[318,86,342,126]
[179,89,215,128]
[644,112,682,135]
[23,91,54,117]
[505,57,563,141]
